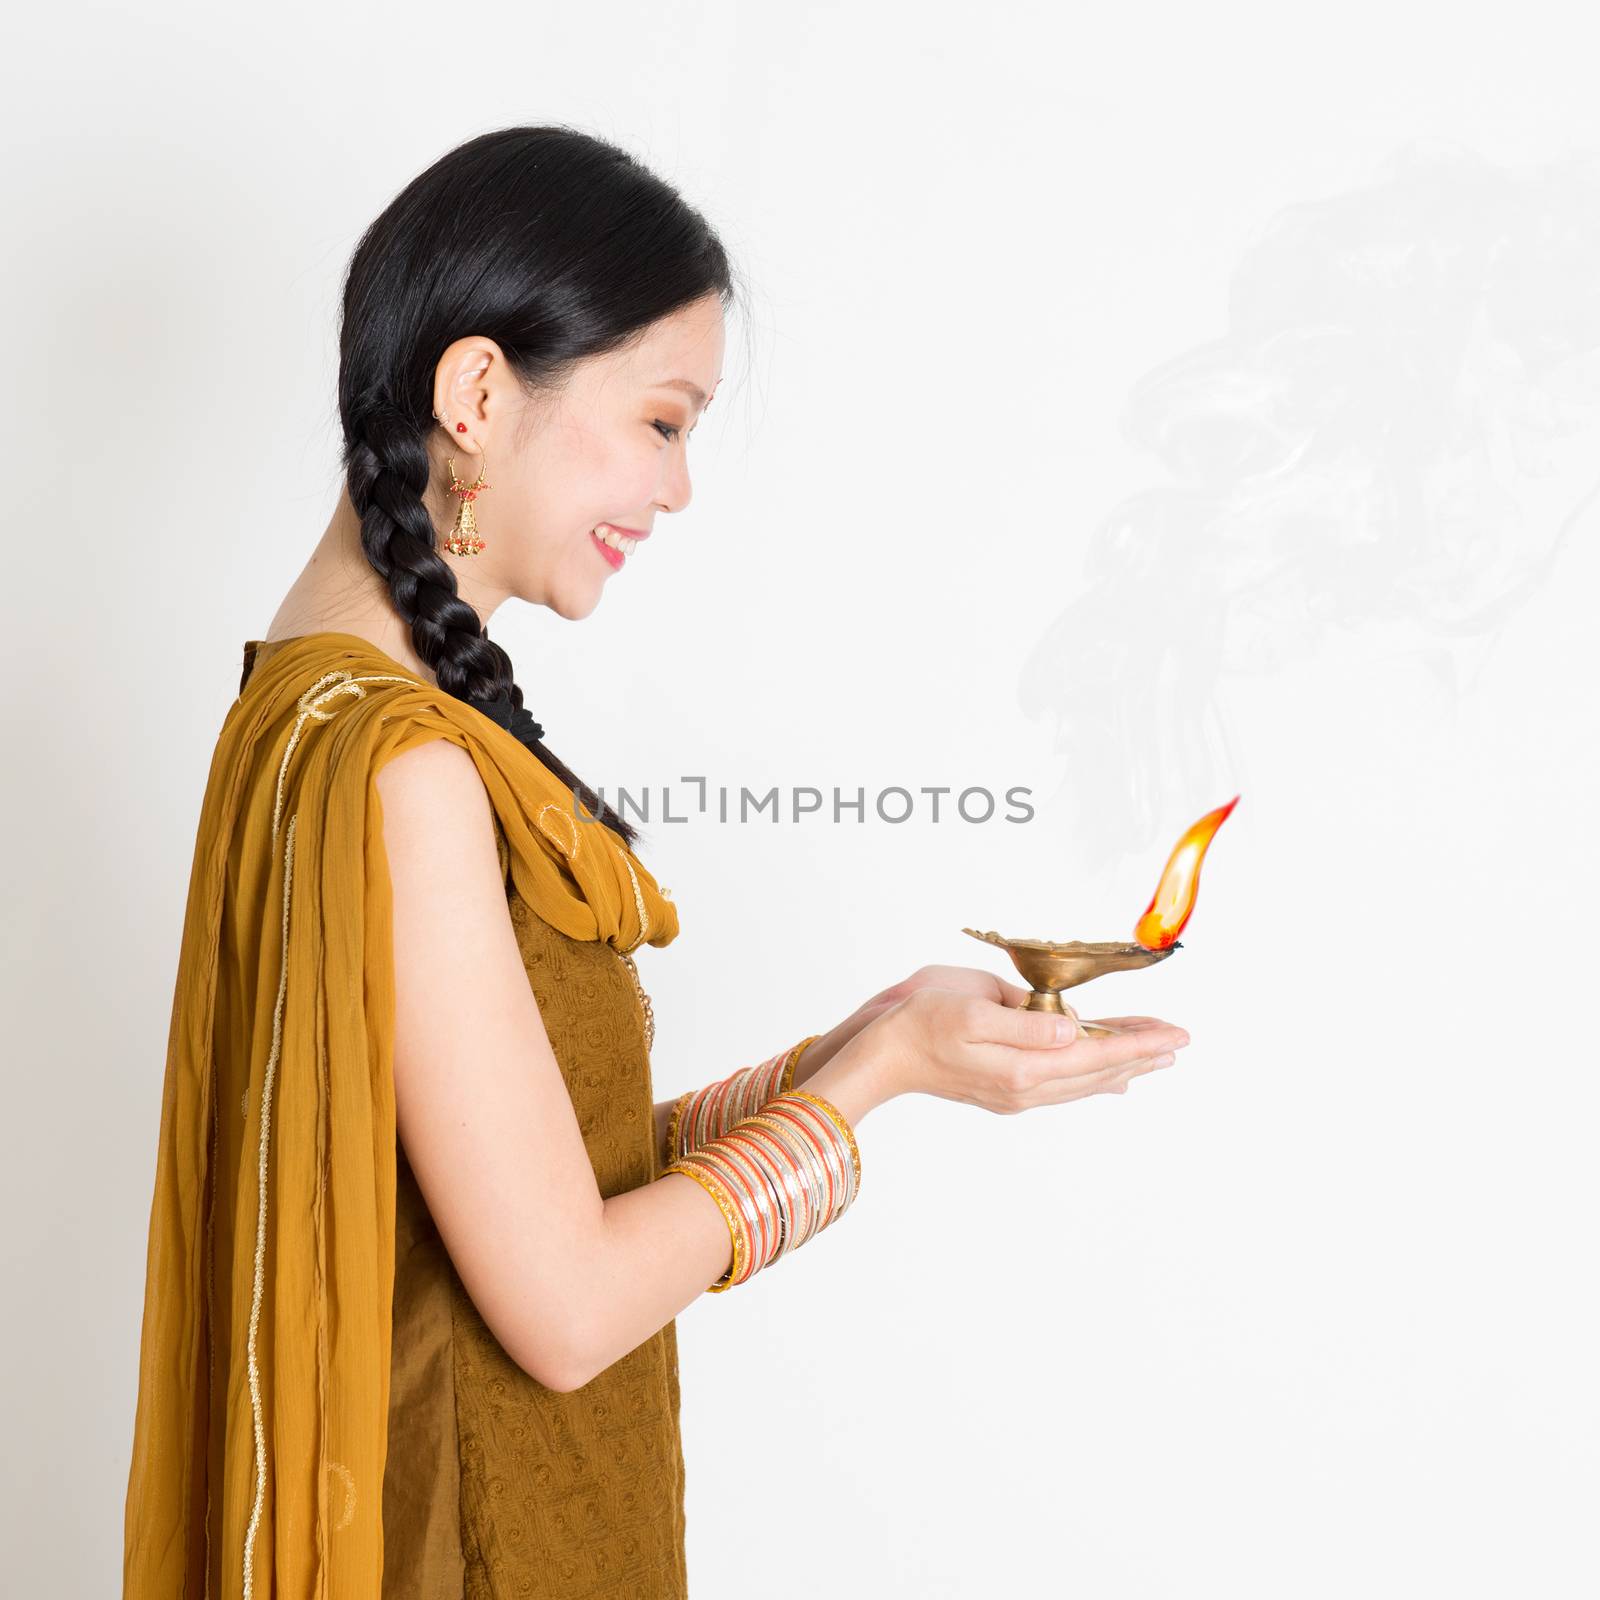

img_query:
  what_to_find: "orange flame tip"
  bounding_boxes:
[1133,795,1239,950]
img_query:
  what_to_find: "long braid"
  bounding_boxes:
[342,394,641,850]
[328,124,737,854]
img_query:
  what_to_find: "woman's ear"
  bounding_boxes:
[432,336,506,447]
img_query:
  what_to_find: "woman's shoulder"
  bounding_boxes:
[376,737,512,888]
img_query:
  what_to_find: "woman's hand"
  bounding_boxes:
[859,962,1033,1013]
[835,986,1191,1113]
[802,965,1034,1077]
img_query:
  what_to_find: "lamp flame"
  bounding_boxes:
[1133,795,1239,950]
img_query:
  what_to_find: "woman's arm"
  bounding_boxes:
[378,741,891,1393]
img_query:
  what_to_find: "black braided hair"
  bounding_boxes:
[336,125,743,850]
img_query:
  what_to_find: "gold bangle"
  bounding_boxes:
[778,1033,824,1097]
[662,1158,745,1292]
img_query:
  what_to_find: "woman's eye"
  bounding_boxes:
[652,420,681,442]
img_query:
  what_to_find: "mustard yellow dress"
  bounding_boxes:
[383,834,688,1600]
[245,636,689,1599]
[123,632,688,1598]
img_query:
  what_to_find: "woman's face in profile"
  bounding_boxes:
[431,290,725,621]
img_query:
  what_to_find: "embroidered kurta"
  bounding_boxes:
[123,631,687,1597]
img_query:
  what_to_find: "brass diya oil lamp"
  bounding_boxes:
[960,930,1180,1035]
[965,795,1238,1037]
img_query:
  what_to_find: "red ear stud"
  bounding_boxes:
[456,422,468,432]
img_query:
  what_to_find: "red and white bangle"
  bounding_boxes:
[664,1087,862,1291]
[667,1035,823,1164]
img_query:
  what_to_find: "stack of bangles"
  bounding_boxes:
[662,1036,863,1293]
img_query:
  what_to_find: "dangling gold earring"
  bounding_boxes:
[444,453,489,557]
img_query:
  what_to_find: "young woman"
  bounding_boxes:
[122,125,1191,1598]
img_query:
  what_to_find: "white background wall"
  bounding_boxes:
[3,3,1596,1595]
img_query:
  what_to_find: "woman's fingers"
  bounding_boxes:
[1042,1050,1175,1104]
[980,1000,1187,1054]
[1029,1026,1184,1096]
[967,998,1187,1072]
[886,989,1190,1113]
[967,1026,1184,1110]
[961,995,1077,1048]
[993,975,1033,1009]
[1048,1023,1187,1077]
[1080,1015,1188,1038]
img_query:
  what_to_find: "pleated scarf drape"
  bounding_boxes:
[123,631,678,1596]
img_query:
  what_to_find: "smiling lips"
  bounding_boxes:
[592,522,647,569]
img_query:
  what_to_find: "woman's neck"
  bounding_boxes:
[261,488,494,686]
